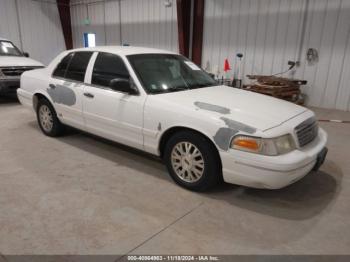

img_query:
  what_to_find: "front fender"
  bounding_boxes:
[143,116,223,156]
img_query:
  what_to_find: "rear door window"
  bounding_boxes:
[65,52,93,82]
[52,53,74,78]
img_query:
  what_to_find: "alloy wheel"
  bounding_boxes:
[39,105,53,132]
[171,142,205,183]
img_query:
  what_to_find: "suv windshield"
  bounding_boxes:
[0,41,23,57]
[127,54,218,94]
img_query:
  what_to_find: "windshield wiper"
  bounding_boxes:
[167,86,188,92]
[150,87,187,94]
[190,83,217,89]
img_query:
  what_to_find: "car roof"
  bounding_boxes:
[71,46,177,56]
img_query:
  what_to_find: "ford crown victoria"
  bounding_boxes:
[17,46,328,191]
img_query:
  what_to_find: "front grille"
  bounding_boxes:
[295,117,318,147]
[0,66,40,77]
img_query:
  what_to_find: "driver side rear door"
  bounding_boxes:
[49,51,93,130]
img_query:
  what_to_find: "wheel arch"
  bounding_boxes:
[32,92,52,111]
[158,126,222,169]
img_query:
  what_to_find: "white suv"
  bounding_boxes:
[0,37,43,95]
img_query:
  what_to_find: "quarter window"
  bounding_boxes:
[65,52,93,82]
[52,53,74,78]
[92,52,129,88]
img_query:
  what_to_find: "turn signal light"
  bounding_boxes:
[233,138,260,151]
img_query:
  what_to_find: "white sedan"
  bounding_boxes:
[17,46,328,191]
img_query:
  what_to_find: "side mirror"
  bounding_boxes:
[109,78,138,95]
[23,52,29,57]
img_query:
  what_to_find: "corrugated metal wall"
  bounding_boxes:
[202,0,350,111]
[1,0,345,110]
[0,0,21,47]
[71,0,111,47]
[70,0,178,52]
[0,0,66,65]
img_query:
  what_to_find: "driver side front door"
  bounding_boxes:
[82,52,145,150]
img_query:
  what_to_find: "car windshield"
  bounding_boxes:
[127,54,218,94]
[0,41,23,57]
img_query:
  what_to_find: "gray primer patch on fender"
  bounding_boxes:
[47,85,76,106]
[213,117,257,151]
[220,117,256,134]
[194,102,231,114]
[213,128,239,151]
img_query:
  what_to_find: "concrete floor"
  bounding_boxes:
[0,94,349,256]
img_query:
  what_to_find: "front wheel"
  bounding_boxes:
[164,131,222,191]
[36,99,65,137]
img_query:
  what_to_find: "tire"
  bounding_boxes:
[36,98,65,137]
[164,130,222,191]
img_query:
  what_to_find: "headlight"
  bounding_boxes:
[231,134,295,156]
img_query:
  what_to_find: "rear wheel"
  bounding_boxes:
[36,99,64,137]
[164,131,221,191]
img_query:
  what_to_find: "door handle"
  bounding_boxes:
[84,92,94,98]
[49,84,56,89]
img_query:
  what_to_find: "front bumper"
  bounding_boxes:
[220,128,328,189]
[17,88,33,108]
[0,78,20,94]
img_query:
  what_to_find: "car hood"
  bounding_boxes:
[155,85,307,131]
[0,56,43,67]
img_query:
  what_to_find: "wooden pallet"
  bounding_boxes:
[243,75,307,105]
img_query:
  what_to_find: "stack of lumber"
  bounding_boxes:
[243,75,307,105]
